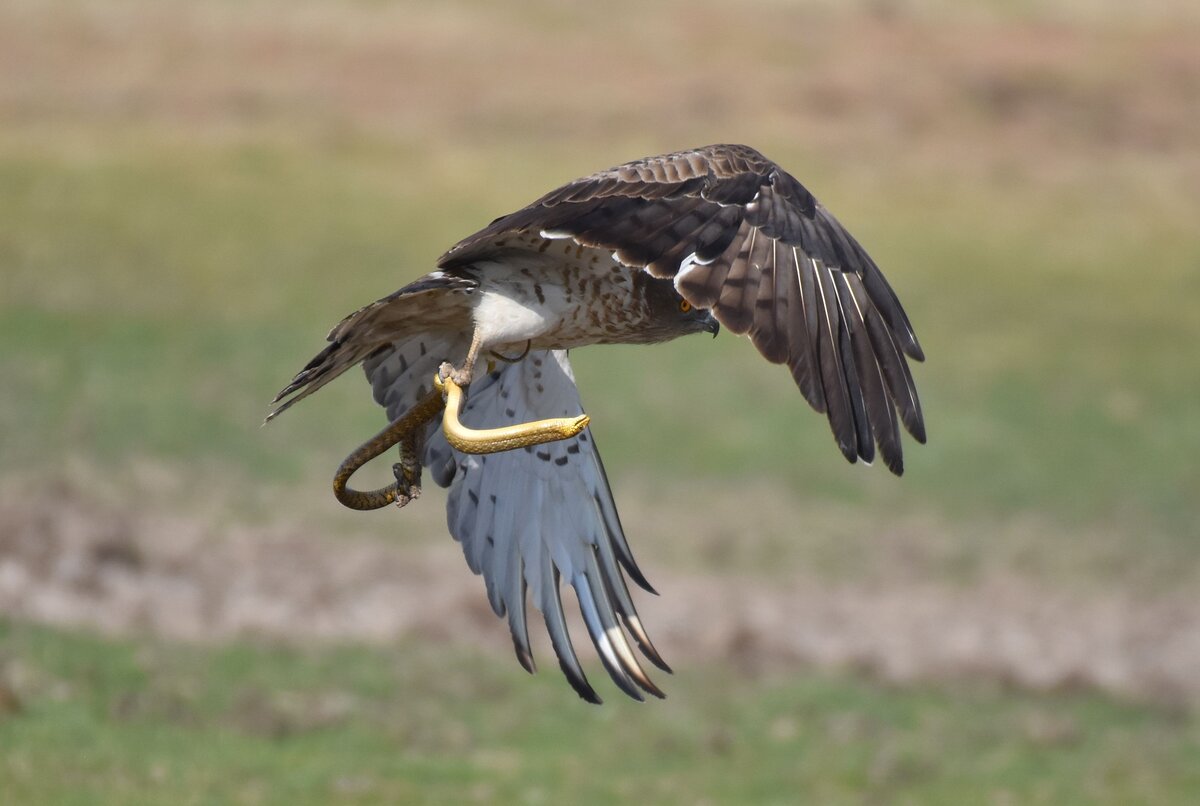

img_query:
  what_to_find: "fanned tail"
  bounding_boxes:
[265,271,477,422]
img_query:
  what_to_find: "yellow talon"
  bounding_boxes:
[434,373,589,454]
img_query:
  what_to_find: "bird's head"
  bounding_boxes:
[641,277,720,343]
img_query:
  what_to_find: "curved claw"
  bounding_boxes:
[435,373,590,454]
[332,388,445,511]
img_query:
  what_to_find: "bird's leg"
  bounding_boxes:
[489,340,532,364]
[390,432,423,508]
[439,327,484,388]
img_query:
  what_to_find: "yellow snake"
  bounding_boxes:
[332,373,590,511]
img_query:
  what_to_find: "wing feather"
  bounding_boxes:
[863,300,926,443]
[712,223,763,335]
[839,272,904,473]
[589,449,657,595]
[747,227,787,363]
[507,559,535,673]
[542,563,600,704]
[833,275,874,465]
[812,261,859,463]
[676,252,733,310]
[572,571,645,702]
[787,251,825,412]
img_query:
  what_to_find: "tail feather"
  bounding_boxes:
[266,271,476,422]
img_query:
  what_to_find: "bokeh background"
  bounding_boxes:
[2,0,1199,802]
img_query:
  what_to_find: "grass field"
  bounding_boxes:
[2,0,1199,802]
[4,621,1200,804]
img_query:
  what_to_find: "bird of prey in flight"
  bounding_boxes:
[270,144,925,703]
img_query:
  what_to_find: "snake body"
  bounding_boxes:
[332,387,445,511]
[433,374,590,454]
[332,374,589,511]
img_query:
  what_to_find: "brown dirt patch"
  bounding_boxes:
[3,475,1198,706]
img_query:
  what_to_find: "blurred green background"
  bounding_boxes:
[2,0,1198,802]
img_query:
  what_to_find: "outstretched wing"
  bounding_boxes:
[440,144,925,474]
[365,344,668,704]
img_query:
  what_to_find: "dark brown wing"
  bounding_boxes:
[439,144,925,474]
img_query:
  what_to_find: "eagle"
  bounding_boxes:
[269,144,925,703]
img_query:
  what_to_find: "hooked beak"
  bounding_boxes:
[702,312,720,338]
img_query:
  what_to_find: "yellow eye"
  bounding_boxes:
[679,300,692,313]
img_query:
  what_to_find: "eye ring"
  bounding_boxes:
[679,299,692,313]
